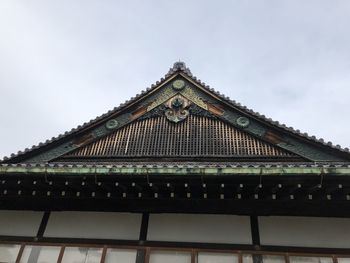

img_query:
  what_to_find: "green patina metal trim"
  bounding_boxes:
[180,86,208,110]
[1,165,350,176]
[236,116,250,128]
[278,138,342,162]
[105,119,119,130]
[25,113,132,163]
[23,142,78,163]
[146,85,176,112]
[222,110,267,137]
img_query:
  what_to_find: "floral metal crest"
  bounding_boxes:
[164,95,190,123]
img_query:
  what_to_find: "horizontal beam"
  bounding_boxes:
[1,197,350,217]
[1,165,350,176]
[0,236,350,255]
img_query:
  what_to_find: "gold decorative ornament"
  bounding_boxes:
[172,79,185,90]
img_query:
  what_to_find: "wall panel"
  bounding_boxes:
[147,214,251,244]
[259,216,350,248]
[44,212,142,240]
[0,210,43,236]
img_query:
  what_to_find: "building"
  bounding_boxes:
[0,62,350,262]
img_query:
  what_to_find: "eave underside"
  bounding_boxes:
[1,166,350,217]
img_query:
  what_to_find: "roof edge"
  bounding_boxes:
[1,163,350,176]
[2,61,349,163]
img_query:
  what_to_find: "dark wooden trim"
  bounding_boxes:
[15,243,25,263]
[57,246,65,263]
[238,252,243,263]
[253,254,263,263]
[136,249,146,263]
[37,211,51,238]
[100,246,107,263]
[140,213,149,241]
[2,173,350,217]
[191,249,196,263]
[250,216,260,245]
[285,253,290,263]
[1,237,350,256]
[145,247,150,263]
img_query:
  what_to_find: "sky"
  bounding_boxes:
[0,1,350,159]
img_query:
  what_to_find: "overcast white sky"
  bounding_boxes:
[0,1,350,159]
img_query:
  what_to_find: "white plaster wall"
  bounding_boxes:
[259,216,350,248]
[0,210,43,236]
[147,214,252,244]
[44,212,142,239]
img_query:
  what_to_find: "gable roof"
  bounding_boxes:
[2,62,350,164]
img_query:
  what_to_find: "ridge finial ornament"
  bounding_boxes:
[169,61,192,75]
[173,61,186,70]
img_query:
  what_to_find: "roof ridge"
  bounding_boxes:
[2,61,349,162]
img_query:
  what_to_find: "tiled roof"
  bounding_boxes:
[2,62,349,162]
[1,162,350,169]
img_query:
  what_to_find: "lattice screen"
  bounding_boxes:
[64,115,296,158]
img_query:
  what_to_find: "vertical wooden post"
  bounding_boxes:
[36,211,51,238]
[57,246,66,263]
[100,246,107,263]
[285,253,290,263]
[15,244,25,263]
[191,249,196,263]
[238,251,243,263]
[145,248,151,263]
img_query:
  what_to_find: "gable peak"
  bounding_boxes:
[168,61,192,76]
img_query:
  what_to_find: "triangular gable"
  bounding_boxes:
[2,62,350,163]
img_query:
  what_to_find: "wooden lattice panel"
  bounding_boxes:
[63,116,297,158]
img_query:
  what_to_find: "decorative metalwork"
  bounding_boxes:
[105,119,119,130]
[278,139,341,161]
[189,104,217,119]
[236,116,250,128]
[139,105,167,120]
[180,86,208,110]
[146,86,176,112]
[172,79,185,90]
[165,95,190,123]
[25,142,77,163]
[223,111,266,137]
[92,126,108,138]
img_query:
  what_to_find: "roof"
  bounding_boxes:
[2,64,350,217]
[2,62,350,164]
